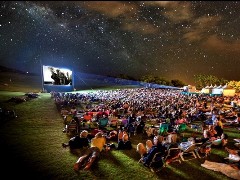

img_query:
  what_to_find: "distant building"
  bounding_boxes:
[201,84,236,97]
[211,85,222,95]
[222,84,236,97]
[201,85,211,94]
[183,85,196,93]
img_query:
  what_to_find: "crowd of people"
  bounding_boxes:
[51,87,240,177]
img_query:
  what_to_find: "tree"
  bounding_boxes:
[194,74,228,89]
[140,75,155,83]
[194,74,206,89]
[140,75,184,86]
[171,79,186,87]
[228,80,240,93]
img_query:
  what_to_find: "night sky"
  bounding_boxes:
[1,1,240,85]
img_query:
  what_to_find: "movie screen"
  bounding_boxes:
[43,65,72,85]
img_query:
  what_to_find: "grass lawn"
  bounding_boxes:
[0,90,239,180]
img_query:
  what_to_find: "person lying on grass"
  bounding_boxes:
[73,132,108,171]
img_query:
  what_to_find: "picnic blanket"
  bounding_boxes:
[201,160,240,180]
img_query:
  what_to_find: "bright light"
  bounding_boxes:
[42,65,72,85]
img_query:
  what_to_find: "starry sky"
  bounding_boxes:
[1,1,240,85]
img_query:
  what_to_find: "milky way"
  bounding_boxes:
[1,1,240,84]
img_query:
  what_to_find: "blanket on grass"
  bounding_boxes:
[201,160,240,180]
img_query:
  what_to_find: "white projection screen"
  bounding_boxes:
[42,65,73,86]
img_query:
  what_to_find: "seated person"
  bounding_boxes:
[208,125,217,138]
[195,124,212,144]
[214,120,224,138]
[225,147,240,163]
[62,130,89,149]
[116,134,132,150]
[211,133,228,147]
[228,113,240,127]
[70,106,77,115]
[83,112,92,122]
[136,119,145,134]
[127,122,136,137]
[136,135,166,167]
[146,140,153,153]
[98,114,109,129]
[106,130,118,141]
[145,125,158,138]
[73,132,107,171]
[118,127,128,142]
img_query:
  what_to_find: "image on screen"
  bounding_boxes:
[43,65,72,85]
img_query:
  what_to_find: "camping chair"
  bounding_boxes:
[64,114,73,126]
[67,119,78,136]
[149,152,165,172]
[163,147,182,166]
[177,123,187,133]
[179,143,197,161]
[158,123,169,136]
[176,123,187,138]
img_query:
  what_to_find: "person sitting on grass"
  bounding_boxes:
[225,147,240,164]
[106,130,118,141]
[73,132,107,171]
[62,130,89,149]
[211,133,228,147]
[116,133,132,150]
[118,127,128,142]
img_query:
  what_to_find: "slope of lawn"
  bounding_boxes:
[0,90,239,180]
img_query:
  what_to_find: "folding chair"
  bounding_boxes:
[67,119,78,136]
[158,123,169,136]
[179,143,197,161]
[163,147,182,166]
[177,123,187,134]
[149,152,165,172]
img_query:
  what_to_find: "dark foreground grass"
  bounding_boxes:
[0,91,239,180]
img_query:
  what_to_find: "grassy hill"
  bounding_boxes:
[0,90,239,179]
